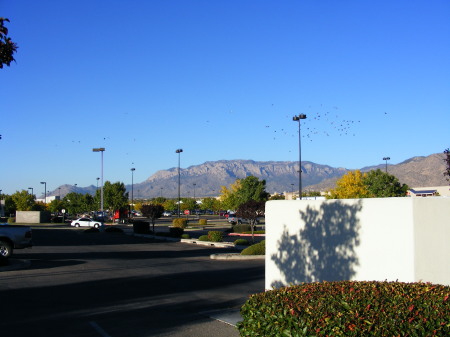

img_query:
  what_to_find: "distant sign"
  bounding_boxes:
[61,209,66,214]
[184,210,190,215]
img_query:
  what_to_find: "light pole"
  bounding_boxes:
[74,184,77,192]
[40,181,47,203]
[28,187,34,197]
[193,183,196,200]
[383,157,390,173]
[176,149,183,217]
[160,187,163,198]
[92,148,105,214]
[293,114,307,199]
[58,187,61,198]
[131,168,135,217]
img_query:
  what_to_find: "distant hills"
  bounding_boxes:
[48,153,448,199]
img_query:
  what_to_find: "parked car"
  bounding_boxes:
[0,224,33,258]
[70,218,103,228]
[162,211,173,217]
[227,214,261,225]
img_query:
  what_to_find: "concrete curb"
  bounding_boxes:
[130,232,266,260]
[210,253,265,260]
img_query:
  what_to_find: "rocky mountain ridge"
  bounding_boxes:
[49,153,448,199]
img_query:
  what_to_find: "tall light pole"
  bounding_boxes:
[40,182,47,203]
[92,148,105,214]
[293,114,307,200]
[28,187,34,197]
[193,183,196,200]
[131,168,135,217]
[160,187,163,198]
[176,149,183,217]
[383,157,390,173]
[58,187,61,198]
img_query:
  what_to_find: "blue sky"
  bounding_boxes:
[1,0,449,195]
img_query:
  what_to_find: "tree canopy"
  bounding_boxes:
[327,170,370,199]
[0,18,18,68]
[363,169,409,197]
[220,176,269,210]
[97,181,129,211]
[327,169,408,199]
[444,148,450,184]
[11,190,36,211]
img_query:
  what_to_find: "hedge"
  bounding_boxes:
[238,281,450,336]
[241,240,265,255]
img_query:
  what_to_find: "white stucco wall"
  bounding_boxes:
[265,198,450,290]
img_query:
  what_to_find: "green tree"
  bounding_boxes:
[363,169,409,197]
[163,199,177,212]
[3,194,17,216]
[180,197,197,212]
[220,176,269,210]
[141,203,164,233]
[0,18,18,68]
[48,199,65,213]
[444,148,450,184]
[269,194,285,200]
[63,192,94,215]
[327,170,370,199]
[97,181,129,211]
[11,190,36,211]
[199,197,220,212]
[236,200,265,243]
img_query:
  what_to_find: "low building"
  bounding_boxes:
[407,186,450,197]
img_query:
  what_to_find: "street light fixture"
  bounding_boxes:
[193,183,196,200]
[131,168,135,218]
[175,149,183,217]
[92,148,105,214]
[28,187,34,197]
[293,114,307,200]
[383,157,390,173]
[40,182,47,203]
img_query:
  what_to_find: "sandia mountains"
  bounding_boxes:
[51,153,448,199]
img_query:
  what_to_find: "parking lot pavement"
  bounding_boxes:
[0,227,264,336]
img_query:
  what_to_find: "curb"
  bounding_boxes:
[210,253,265,260]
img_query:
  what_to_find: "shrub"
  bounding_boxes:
[7,217,15,224]
[242,230,265,235]
[240,240,265,255]
[169,227,184,237]
[198,219,207,226]
[181,233,190,239]
[198,235,209,241]
[207,231,223,242]
[132,221,150,234]
[238,281,450,336]
[172,218,187,229]
[234,239,250,246]
[233,224,252,233]
[105,226,124,233]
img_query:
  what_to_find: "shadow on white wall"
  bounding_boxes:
[270,200,362,288]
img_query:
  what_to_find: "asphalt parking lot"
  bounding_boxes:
[0,227,265,337]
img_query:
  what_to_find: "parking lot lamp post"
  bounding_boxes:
[28,187,34,197]
[40,182,47,204]
[383,157,390,173]
[131,168,135,217]
[293,114,307,199]
[193,183,196,200]
[92,148,105,215]
[58,187,61,198]
[175,149,183,217]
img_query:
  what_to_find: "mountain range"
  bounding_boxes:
[48,153,448,199]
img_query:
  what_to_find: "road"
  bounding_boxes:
[0,227,265,336]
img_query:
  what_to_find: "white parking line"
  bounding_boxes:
[89,321,112,337]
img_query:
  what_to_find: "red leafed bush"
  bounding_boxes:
[238,281,449,336]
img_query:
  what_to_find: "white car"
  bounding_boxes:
[70,218,103,228]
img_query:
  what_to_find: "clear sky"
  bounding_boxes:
[1,0,449,195]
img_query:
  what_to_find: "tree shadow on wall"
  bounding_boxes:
[271,200,362,288]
